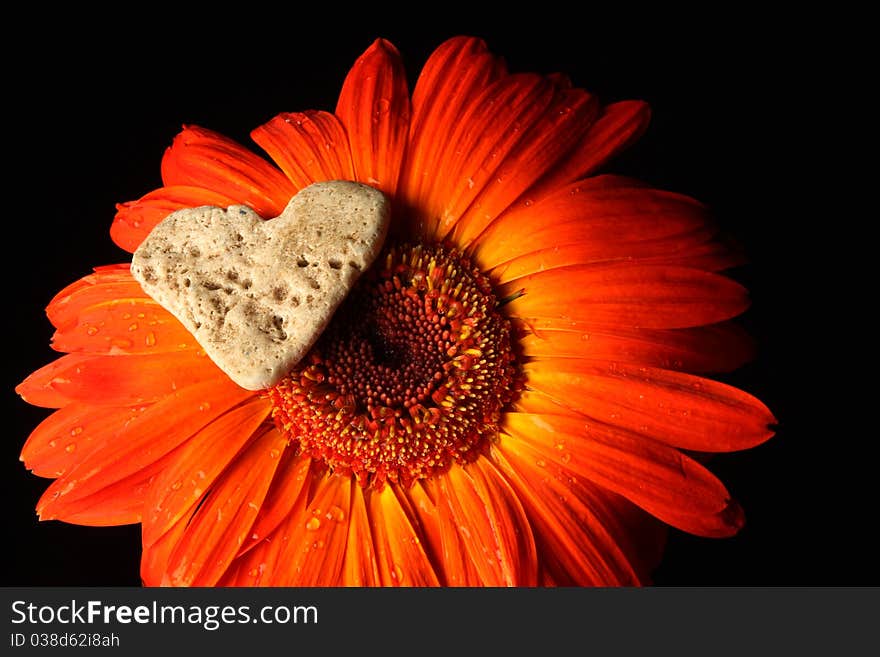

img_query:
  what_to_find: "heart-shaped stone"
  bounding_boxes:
[131,180,390,390]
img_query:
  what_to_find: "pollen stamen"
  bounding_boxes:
[268,244,521,487]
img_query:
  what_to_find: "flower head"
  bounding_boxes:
[16,37,775,586]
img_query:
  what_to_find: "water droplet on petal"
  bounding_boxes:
[145,332,157,347]
[128,323,138,331]
[560,452,571,464]
[70,426,83,436]
[269,449,280,459]
[326,505,346,522]
[171,480,183,491]
[305,517,321,531]
[536,459,546,468]
[65,443,76,453]
[391,563,404,583]
[199,402,211,411]
[86,325,99,336]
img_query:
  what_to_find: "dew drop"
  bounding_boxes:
[199,402,211,411]
[554,440,565,451]
[70,426,83,436]
[536,459,546,468]
[313,540,325,550]
[145,331,157,347]
[128,322,138,331]
[560,452,571,464]
[171,480,183,491]
[86,325,99,336]
[65,443,76,453]
[269,448,280,459]
[305,517,321,531]
[122,313,132,320]
[326,505,346,522]
[248,568,258,578]
[391,563,404,583]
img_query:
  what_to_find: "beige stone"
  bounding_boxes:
[131,181,390,390]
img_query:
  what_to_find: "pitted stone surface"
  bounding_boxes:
[131,181,390,390]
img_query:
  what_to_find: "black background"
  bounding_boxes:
[3,11,866,586]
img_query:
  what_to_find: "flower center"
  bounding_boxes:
[268,244,521,487]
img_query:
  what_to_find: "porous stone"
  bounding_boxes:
[131,180,390,390]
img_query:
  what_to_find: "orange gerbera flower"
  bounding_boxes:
[16,36,775,586]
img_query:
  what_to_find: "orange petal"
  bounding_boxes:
[524,359,776,451]
[239,451,313,555]
[502,412,741,537]
[160,125,294,218]
[339,486,382,586]
[335,39,410,196]
[17,351,225,407]
[47,265,140,331]
[37,377,255,519]
[364,484,441,586]
[52,297,195,356]
[427,74,557,241]
[397,482,469,586]
[38,451,170,527]
[449,86,600,249]
[518,322,755,374]
[22,403,147,478]
[165,427,290,586]
[435,459,538,586]
[528,100,651,198]
[141,504,196,586]
[504,264,749,330]
[474,176,722,275]
[251,110,355,189]
[142,397,271,546]
[489,444,640,585]
[220,463,316,586]
[419,479,487,586]
[111,185,238,253]
[399,36,505,238]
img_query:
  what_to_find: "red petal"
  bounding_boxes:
[364,484,441,586]
[335,39,410,196]
[165,427,290,586]
[160,125,294,218]
[17,351,225,407]
[525,359,776,451]
[400,36,505,238]
[142,398,271,546]
[518,322,755,374]
[502,412,742,536]
[111,186,238,253]
[251,110,355,189]
[36,377,255,519]
[21,403,147,478]
[434,459,538,586]
[489,444,640,585]
[504,264,750,329]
